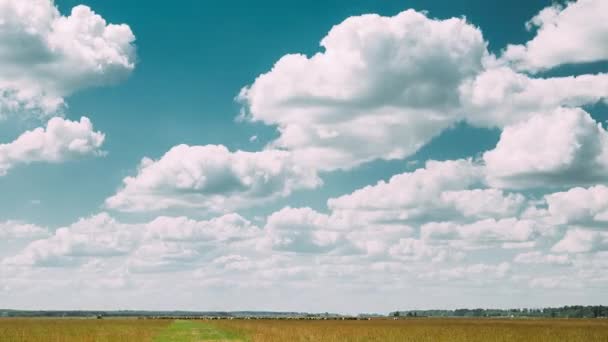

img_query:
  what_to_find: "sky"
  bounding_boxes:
[0,0,607,313]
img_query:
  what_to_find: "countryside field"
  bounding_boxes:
[1,318,608,341]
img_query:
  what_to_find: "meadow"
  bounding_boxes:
[0,318,169,342]
[213,318,608,341]
[1,317,608,341]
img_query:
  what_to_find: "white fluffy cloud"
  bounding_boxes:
[329,159,482,212]
[239,9,487,170]
[484,107,608,189]
[460,67,608,128]
[3,212,260,269]
[3,213,140,267]
[239,5,608,173]
[439,189,526,220]
[502,0,608,72]
[328,159,529,224]
[0,116,105,176]
[552,229,608,254]
[145,213,260,242]
[0,0,136,117]
[105,144,321,213]
[421,218,541,248]
[0,221,49,240]
[261,207,346,254]
[544,185,608,225]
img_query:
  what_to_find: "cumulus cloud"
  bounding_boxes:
[3,212,260,270]
[238,9,487,170]
[544,185,608,225]
[0,0,136,118]
[328,159,530,226]
[460,67,608,128]
[0,116,105,176]
[3,213,140,267]
[0,221,49,240]
[502,0,608,72]
[145,213,260,242]
[484,107,608,189]
[552,229,608,254]
[421,218,541,249]
[105,144,321,213]
[439,189,526,220]
[261,207,346,254]
[329,159,482,213]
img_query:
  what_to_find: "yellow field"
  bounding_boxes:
[0,318,170,342]
[1,317,607,341]
[211,318,608,342]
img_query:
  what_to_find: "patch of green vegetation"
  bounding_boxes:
[154,320,246,342]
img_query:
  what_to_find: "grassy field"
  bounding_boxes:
[212,318,608,342]
[153,320,244,341]
[0,318,170,342]
[1,317,607,341]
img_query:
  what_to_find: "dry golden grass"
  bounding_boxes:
[211,317,608,342]
[1,317,607,341]
[0,318,170,342]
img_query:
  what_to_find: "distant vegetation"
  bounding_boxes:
[2,305,606,319]
[391,306,608,318]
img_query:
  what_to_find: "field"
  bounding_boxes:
[1,317,608,341]
[0,318,169,341]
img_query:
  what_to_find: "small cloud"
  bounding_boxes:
[0,117,106,176]
[406,160,419,168]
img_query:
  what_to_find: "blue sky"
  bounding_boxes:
[1,0,607,312]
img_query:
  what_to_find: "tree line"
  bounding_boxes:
[391,306,608,318]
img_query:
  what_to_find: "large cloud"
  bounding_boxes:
[3,212,260,269]
[326,159,527,224]
[0,0,136,118]
[105,144,321,213]
[238,9,487,170]
[502,0,608,72]
[0,116,105,176]
[484,107,608,189]
[3,213,140,267]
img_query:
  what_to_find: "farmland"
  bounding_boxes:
[1,317,608,341]
[0,318,169,341]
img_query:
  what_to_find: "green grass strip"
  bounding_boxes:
[154,320,246,342]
